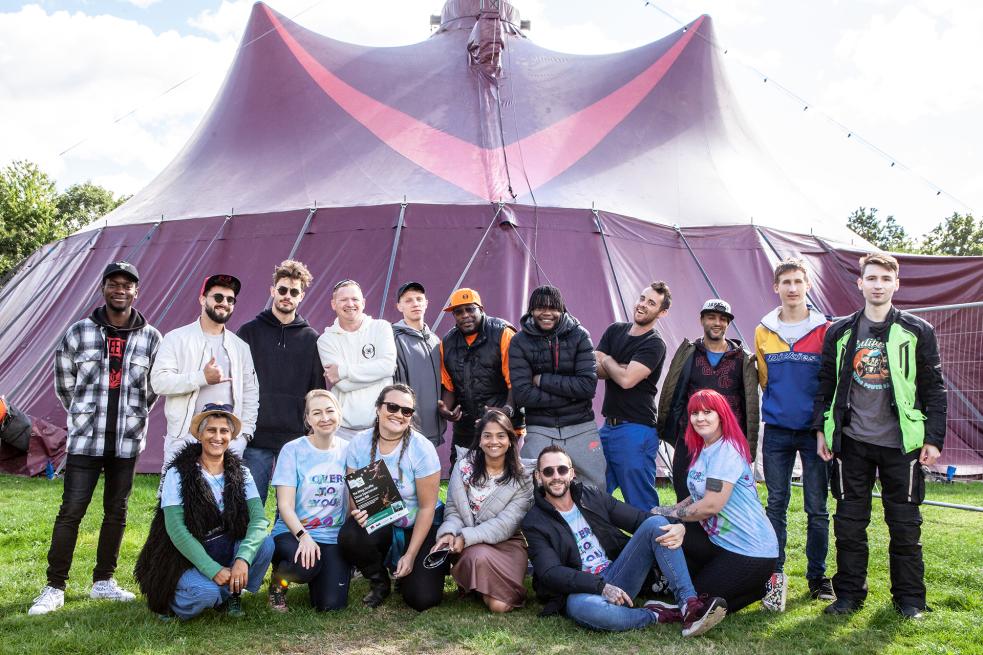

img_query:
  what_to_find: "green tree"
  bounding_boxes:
[847,206,913,252]
[0,160,59,278]
[56,182,128,234]
[920,212,983,256]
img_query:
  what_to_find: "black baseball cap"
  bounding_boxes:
[397,281,426,300]
[201,274,242,296]
[102,261,139,283]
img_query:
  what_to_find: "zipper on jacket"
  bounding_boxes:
[907,459,917,502]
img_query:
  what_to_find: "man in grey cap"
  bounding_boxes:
[657,299,760,501]
[30,261,162,615]
[392,282,445,447]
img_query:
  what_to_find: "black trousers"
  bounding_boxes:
[682,522,776,613]
[272,533,351,611]
[46,453,137,589]
[671,430,692,502]
[830,435,926,608]
[338,519,447,612]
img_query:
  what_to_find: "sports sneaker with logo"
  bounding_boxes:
[809,577,835,601]
[268,579,288,613]
[28,586,65,616]
[681,595,728,637]
[762,572,788,612]
[90,579,136,602]
[644,599,682,624]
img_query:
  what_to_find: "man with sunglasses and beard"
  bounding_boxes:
[151,274,259,470]
[237,260,325,506]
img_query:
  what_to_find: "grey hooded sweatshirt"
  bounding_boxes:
[393,319,446,445]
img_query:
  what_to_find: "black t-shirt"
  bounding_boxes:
[103,329,128,458]
[596,322,667,426]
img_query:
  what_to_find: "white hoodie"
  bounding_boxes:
[317,315,397,429]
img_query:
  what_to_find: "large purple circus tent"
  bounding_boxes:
[1,1,980,474]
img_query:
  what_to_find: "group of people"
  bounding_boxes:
[25,250,946,632]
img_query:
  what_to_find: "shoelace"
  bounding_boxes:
[33,587,58,604]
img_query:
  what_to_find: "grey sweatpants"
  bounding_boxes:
[520,421,606,489]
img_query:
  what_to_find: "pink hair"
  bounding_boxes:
[684,389,752,467]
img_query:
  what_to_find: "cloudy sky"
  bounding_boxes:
[1,0,979,237]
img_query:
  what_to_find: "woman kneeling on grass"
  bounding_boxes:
[433,410,534,612]
[267,390,350,612]
[651,389,779,614]
[338,384,445,611]
[135,404,273,620]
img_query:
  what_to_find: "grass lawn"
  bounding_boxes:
[1,474,981,655]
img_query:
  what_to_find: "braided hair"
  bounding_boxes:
[369,383,417,484]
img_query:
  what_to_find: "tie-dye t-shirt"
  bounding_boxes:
[687,439,778,558]
[270,435,349,544]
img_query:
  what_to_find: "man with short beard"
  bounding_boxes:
[151,274,259,469]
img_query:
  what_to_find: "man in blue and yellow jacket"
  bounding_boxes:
[813,252,946,620]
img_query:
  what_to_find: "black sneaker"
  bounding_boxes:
[268,579,288,613]
[362,571,391,608]
[824,597,863,615]
[220,593,245,618]
[681,595,728,637]
[895,603,932,620]
[809,577,835,601]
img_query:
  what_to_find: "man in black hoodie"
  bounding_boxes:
[237,259,325,506]
[30,262,161,616]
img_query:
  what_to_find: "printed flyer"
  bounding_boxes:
[345,459,408,534]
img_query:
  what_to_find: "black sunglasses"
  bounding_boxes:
[210,293,236,306]
[276,286,301,298]
[540,465,570,478]
[382,401,415,417]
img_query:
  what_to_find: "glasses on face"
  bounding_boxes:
[382,401,415,417]
[210,293,236,306]
[276,286,301,298]
[540,465,570,478]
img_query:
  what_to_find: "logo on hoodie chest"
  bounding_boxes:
[362,344,376,359]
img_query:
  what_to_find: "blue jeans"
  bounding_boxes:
[762,425,830,578]
[170,536,274,620]
[600,422,660,511]
[242,446,277,507]
[565,516,696,631]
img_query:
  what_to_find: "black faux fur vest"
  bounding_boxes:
[134,443,250,614]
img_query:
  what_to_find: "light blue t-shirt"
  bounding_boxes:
[687,439,778,559]
[706,350,725,368]
[161,464,260,510]
[346,429,441,528]
[559,505,611,575]
[271,435,349,544]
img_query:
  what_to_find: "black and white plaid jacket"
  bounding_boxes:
[54,310,161,458]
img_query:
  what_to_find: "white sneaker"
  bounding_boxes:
[762,572,788,612]
[28,586,65,615]
[90,579,136,602]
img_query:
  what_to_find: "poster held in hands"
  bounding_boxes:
[345,459,408,534]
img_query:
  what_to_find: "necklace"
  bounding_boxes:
[379,433,404,442]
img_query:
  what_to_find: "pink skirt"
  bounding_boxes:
[452,534,528,608]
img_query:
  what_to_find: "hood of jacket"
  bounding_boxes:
[392,319,434,340]
[518,311,580,338]
[759,305,827,335]
[256,308,311,330]
[325,314,377,336]
[90,305,147,332]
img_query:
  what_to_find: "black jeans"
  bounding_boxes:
[338,519,446,612]
[46,453,137,589]
[272,533,351,611]
[830,435,926,608]
[682,523,776,613]
[671,427,692,503]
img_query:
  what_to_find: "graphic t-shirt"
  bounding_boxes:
[271,435,349,544]
[161,464,260,510]
[596,322,666,426]
[195,333,233,413]
[103,329,128,455]
[346,429,441,528]
[687,439,778,558]
[844,315,902,448]
[559,505,611,575]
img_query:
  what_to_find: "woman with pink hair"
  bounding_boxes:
[651,389,778,613]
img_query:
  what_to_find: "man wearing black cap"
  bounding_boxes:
[151,273,259,470]
[30,262,161,616]
[658,299,759,502]
[392,282,445,447]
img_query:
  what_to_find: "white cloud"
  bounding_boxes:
[117,0,162,8]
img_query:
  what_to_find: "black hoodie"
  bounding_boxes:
[236,309,325,451]
[90,306,147,450]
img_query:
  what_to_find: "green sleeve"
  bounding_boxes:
[162,505,222,580]
[233,497,270,565]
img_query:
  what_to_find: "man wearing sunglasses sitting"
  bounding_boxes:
[522,445,727,637]
[237,260,326,506]
[151,274,259,470]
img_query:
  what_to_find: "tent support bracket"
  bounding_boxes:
[592,207,629,322]
[674,225,746,343]
[155,215,232,325]
[266,207,318,310]
[379,201,408,317]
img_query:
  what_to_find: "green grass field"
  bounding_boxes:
[1,474,981,655]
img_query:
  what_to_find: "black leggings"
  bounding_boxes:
[272,533,351,611]
[338,519,447,612]
[682,523,775,613]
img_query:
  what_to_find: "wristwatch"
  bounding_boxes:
[295,528,306,539]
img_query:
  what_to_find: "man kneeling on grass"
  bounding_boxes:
[135,404,273,620]
[521,445,727,637]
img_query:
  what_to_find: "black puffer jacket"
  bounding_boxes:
[508,313,596,427]
[522,481,649,616]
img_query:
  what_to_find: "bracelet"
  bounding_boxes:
[295,528,306,539]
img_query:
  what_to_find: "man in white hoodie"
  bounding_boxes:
[150,274,259,470]
[317,279,397,437]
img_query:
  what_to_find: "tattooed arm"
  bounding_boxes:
[650,479,734,522]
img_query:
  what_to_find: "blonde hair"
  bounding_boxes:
[303,389,343,433]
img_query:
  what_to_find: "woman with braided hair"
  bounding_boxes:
[338,383,444,611]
